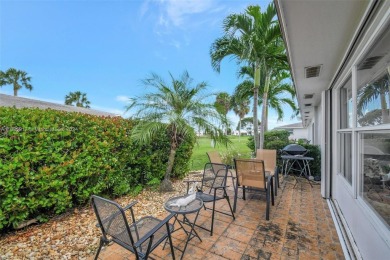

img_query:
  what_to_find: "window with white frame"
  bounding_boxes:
[356,23,390,227]
[338,77,353,184]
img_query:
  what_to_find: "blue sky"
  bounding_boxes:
[0,0,298,129]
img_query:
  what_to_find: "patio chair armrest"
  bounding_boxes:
[266,175,273,186]
[123,200,138,211]
[134,213,175,248]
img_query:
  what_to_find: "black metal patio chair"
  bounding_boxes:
[185,162,235,236]
[207,151,236,190]
[91,195,175,260]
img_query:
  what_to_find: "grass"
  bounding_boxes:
[189,135,252,171]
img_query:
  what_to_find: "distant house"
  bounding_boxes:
[274,122,309,142]
[233,129,248,136]
[0,94,119,117]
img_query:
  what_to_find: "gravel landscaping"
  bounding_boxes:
[0,180,190,260]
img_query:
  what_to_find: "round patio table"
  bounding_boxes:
[164,195,203,260]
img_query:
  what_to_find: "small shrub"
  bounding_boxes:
[220,149,240,166]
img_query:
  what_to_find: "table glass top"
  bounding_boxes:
[164,195,203,214]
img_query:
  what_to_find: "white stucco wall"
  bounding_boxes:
[290,128,308,140]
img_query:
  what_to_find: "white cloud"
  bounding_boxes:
[116,95,130,102]
[139,0,151,18]
[164,0,215,27]
[139,0,227,51]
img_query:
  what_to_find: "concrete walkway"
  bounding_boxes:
[94,177,344,259]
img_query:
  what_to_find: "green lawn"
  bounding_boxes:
[189,135,252,171]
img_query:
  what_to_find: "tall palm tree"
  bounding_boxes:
[231,94,250,138]
[65,91,91,108]
[357,73,390,125]
[210,3,287,150]
[0,68,33,96]
[215,92,231,134]
[126,71,229,191]
[234,66,297,131]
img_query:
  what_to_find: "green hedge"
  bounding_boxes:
[0,107,194,231]
[247,130,321,176]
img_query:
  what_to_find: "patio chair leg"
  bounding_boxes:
[94,237,105,260]
[211,190,217,236]
[166,222,175,260]
[271,179,274,206]
[243,186,246,200]
[266,188,270,221]
[233,183,238,213]
[274,168,279,196]
[224,188,235,220]
[144,235,154,260]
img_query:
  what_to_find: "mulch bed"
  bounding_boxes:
[0,178,195,260]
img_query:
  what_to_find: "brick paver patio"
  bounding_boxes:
[93,177,344,259]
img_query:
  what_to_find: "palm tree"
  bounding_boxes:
[0,68,33,96]
[65,91,91,108]
[126,71,229,191]
[231,94,250,137]
[234,65,297,131]
[210,3,287,150]
[215,92,231,134]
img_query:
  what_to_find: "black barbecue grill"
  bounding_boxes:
[280,144,313,188]
[281,144,308,156]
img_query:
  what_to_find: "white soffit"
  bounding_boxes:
[276,0,371,110]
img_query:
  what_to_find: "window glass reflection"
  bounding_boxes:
[357,25,390,127]
[361,132,390,227]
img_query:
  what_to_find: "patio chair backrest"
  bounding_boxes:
[201,162,228,191]
[91,195,135,247]
[234,159,266,190]
[256,149,277,173]
[207,151,223,164]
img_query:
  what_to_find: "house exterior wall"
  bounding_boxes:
[314,105,322,146]
[327,2,390,258]
[289,128,308,141]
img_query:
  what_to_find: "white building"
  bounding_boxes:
[274,122,309,142]
[276,0,390,258]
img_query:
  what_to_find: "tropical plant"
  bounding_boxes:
[126,71,229,191]
[215,92,231,116]
[231,94,250,137]
[214,92,231,134]
[233,65,297,131]
[65,91,91,108]
[0,68,33,96]
[357,72,390,125]
[210,3,288,150]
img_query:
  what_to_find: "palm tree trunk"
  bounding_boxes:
[253,63,260,151]
[265,105,268,132]
[260,72,271,149]
[161,140,176,191]
[13,83,18,96]
[380,90,389,123]
[238,118,242,142]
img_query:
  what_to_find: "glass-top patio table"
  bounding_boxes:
[164,195,203,260]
